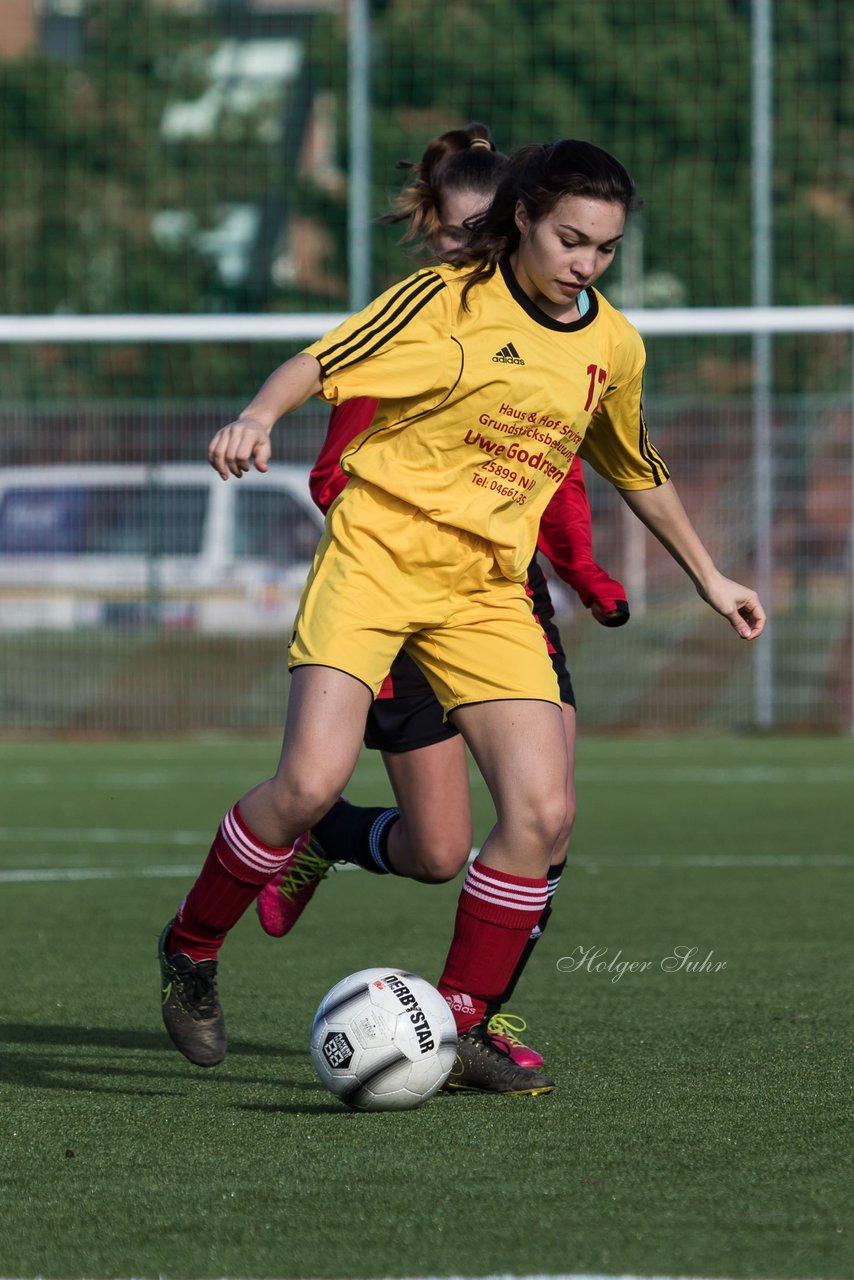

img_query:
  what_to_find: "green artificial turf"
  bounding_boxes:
[1,735,852,1279]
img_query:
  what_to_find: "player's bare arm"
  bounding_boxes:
[619,481,766,640]
[208,353,324,480]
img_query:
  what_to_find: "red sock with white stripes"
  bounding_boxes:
[169,804,294,962]
[437,858,549,1034]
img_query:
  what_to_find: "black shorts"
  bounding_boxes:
[527,556,576,708]
[363,559,575,755]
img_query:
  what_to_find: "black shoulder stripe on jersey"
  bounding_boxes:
[321,277,446,376]
[315,269,439,365]
[316,271,445,374]
[328,279,447,375]
[638,404,669,485]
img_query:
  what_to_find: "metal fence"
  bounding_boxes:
[1,0,852,733]
[1,324,851,734]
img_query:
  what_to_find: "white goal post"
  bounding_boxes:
[0,305,852,343]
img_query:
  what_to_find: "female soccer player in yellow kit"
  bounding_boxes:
[257,123,631,1074]
[158,138,765,1095]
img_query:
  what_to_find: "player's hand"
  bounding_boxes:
[208,416,272,479]
[700,574,766,640]
[591,600,630,628]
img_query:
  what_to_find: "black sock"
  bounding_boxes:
[491,857,566,1010]
[312,799,400,875]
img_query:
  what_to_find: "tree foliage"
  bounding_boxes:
[0,0,850,397]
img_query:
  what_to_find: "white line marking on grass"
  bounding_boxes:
[1,828,852,869]
[584,853,854,868]
[1,848,852,884]
[576,766,853,785]
[0,863,201,883]
[0,1274,812,1280]
[0,1275,787,1280]
[1,764,851,789]
[247,1272,807,1280]
[0,827,209,845]
[378,1274,813,1280]
[0,863,275,883]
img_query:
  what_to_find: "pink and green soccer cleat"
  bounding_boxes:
[486,1012,545,1070]
[256,832,337,938]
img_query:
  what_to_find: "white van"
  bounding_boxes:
[0,463,324,633]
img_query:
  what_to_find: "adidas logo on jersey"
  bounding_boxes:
[492,342,525,365]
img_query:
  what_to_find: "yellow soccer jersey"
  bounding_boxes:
[303,258,668,582]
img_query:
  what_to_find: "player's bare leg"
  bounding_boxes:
[160,666,371,1065]
[451,698,569,876]
[486,702,577,1065]
[437,699,567,1094]
[258,730,474,935]
[240,665,373,844]
[554,702,577,860]
[382,734,473,881]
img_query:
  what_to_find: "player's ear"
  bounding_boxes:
[514,200,529,240]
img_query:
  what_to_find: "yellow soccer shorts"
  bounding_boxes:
[288,480,561,715]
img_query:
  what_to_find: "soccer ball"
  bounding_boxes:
[310,967,458,1111]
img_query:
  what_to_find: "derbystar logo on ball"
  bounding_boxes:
[310,967,458,1112]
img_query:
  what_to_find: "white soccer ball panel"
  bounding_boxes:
[309,967,458,1112]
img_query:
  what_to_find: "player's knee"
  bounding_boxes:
[520,791,568,852]
[266,773,341,833]
[397,828,471,883]
[554,788,577,855]
[407,851,468,884]
[389,814,473,885]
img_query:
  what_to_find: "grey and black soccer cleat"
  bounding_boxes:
[443,1022,556,1095]
[158,921,227,1067]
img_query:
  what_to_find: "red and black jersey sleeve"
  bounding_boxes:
[537,456,629,618]
[308,398,379,515]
